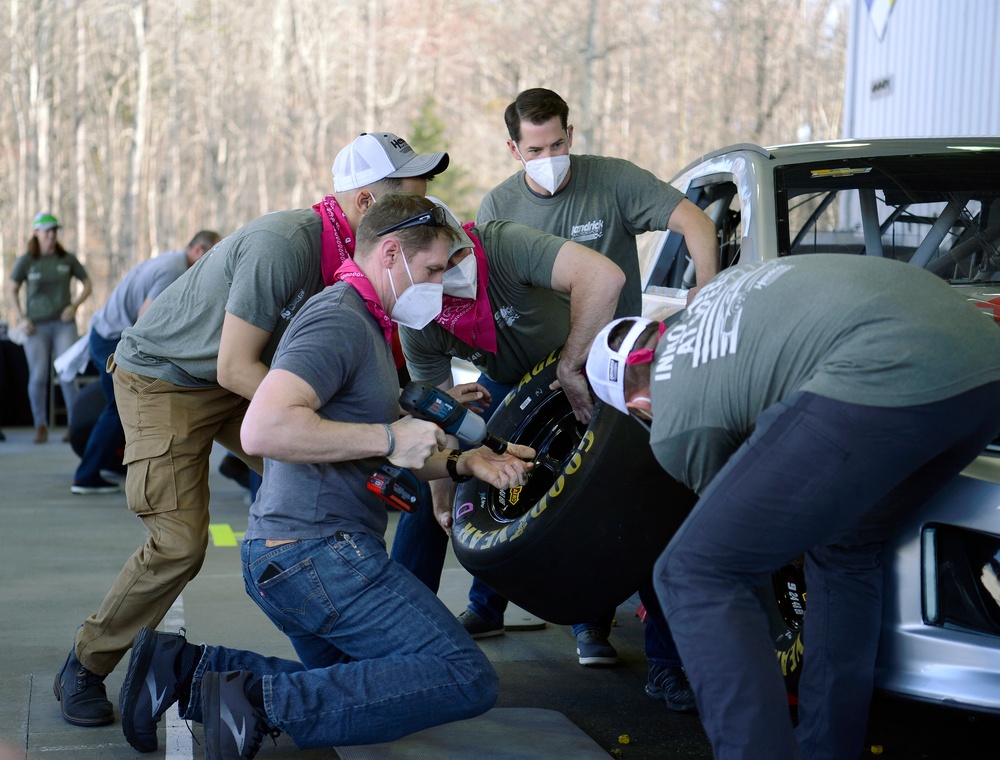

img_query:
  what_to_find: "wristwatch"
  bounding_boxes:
[446,449,472,483]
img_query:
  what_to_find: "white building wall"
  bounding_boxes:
[843,0,1000,138]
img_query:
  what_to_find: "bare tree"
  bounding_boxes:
[0,0,851,318]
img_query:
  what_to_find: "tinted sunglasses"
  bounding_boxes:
[376,206,448,237]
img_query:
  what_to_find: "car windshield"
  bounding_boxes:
[776,151,1000,288]
[775,151,1000,452]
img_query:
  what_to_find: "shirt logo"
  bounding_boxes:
[571,219,604,243]
[280,288,307,320]
[495,305,520,329]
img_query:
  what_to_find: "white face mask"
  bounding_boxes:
[442,252,478,299]
[388,246,443,329]
[516,147,571,195]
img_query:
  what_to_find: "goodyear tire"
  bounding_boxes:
[758,561,807,698]
[68,380,126,473]
[450,349,698,624]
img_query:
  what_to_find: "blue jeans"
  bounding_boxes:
[23,318,78,427]
[182,533,497,749]
[73,330,123,484]
[655,386,1000,760]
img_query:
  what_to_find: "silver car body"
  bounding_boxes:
[638,138,1000,712]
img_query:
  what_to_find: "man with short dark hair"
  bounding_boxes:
[587,254,1000,760]
[116,194,534,760]
[71,230,222,494]
[54,132,449,729]
[469,87,715,695]
[480,87,719,312]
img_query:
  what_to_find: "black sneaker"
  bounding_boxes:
[120,626,201,752]
[457,609,504,639]
[71,477,121,495]
[203,671,275,760]
[53,648,114,726]
[645,665,698,713]
[575,629,619,666]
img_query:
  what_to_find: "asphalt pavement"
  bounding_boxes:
[1,425,998,759]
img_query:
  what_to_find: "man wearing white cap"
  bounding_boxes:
[54,132,448,729]
[586,255,1000,760]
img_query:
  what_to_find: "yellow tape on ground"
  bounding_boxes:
[208,523,244,547]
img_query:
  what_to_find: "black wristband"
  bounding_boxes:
[446,449,472,483]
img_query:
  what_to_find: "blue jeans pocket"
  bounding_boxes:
[246,543,341,636]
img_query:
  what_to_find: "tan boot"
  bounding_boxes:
[34,425,48,444]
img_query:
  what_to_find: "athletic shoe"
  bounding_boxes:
[457,609,504,639]
[202,671,276,760]
[575,629,619,666]
[645,665,698,713]
[71,477,121,495]
[120,627,200,752]
[53,648,114,726]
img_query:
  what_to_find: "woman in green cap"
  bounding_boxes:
[7,212,92,443]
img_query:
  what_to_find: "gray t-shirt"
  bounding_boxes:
[649,255,1000,493]
[91,249,189,340]
[244,283,400,543]
[115,209,323,386]
[477,154,685,318]
[399,220,567,386]
[10,252,89,322]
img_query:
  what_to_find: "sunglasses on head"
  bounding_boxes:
[376,206,448,237]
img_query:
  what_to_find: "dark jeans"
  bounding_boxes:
[73,330,123,484]
[181,533,497,748]
[655,385,1000,760]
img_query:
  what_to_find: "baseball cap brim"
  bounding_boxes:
[386,151,449,179]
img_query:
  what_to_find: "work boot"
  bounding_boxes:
[120,626,201,752]
[53,648,114,726]
[203,671,277,760]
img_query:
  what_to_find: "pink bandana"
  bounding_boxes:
[312,195,356,286]
[625,321,668,365]
[434,224,498,353]
[333,258,396,345]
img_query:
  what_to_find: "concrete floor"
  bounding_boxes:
[2,425,999,759]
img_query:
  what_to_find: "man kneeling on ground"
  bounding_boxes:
[117,194,535,760]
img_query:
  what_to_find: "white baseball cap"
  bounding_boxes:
[586,317,655,414]
[332,132,449,192]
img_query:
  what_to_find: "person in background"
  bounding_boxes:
[53,132,449,729]
[7,212,93,444]
[586,254,1000,760]
[468,87,718,694]
[70,230,221,494]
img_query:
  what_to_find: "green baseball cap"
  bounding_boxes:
[33,212,60,231]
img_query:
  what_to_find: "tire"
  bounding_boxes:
[450,348,698,624]
[758,561,807,698]
[68,380,126,473]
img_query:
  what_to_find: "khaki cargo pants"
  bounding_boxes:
[75,361,263,675]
